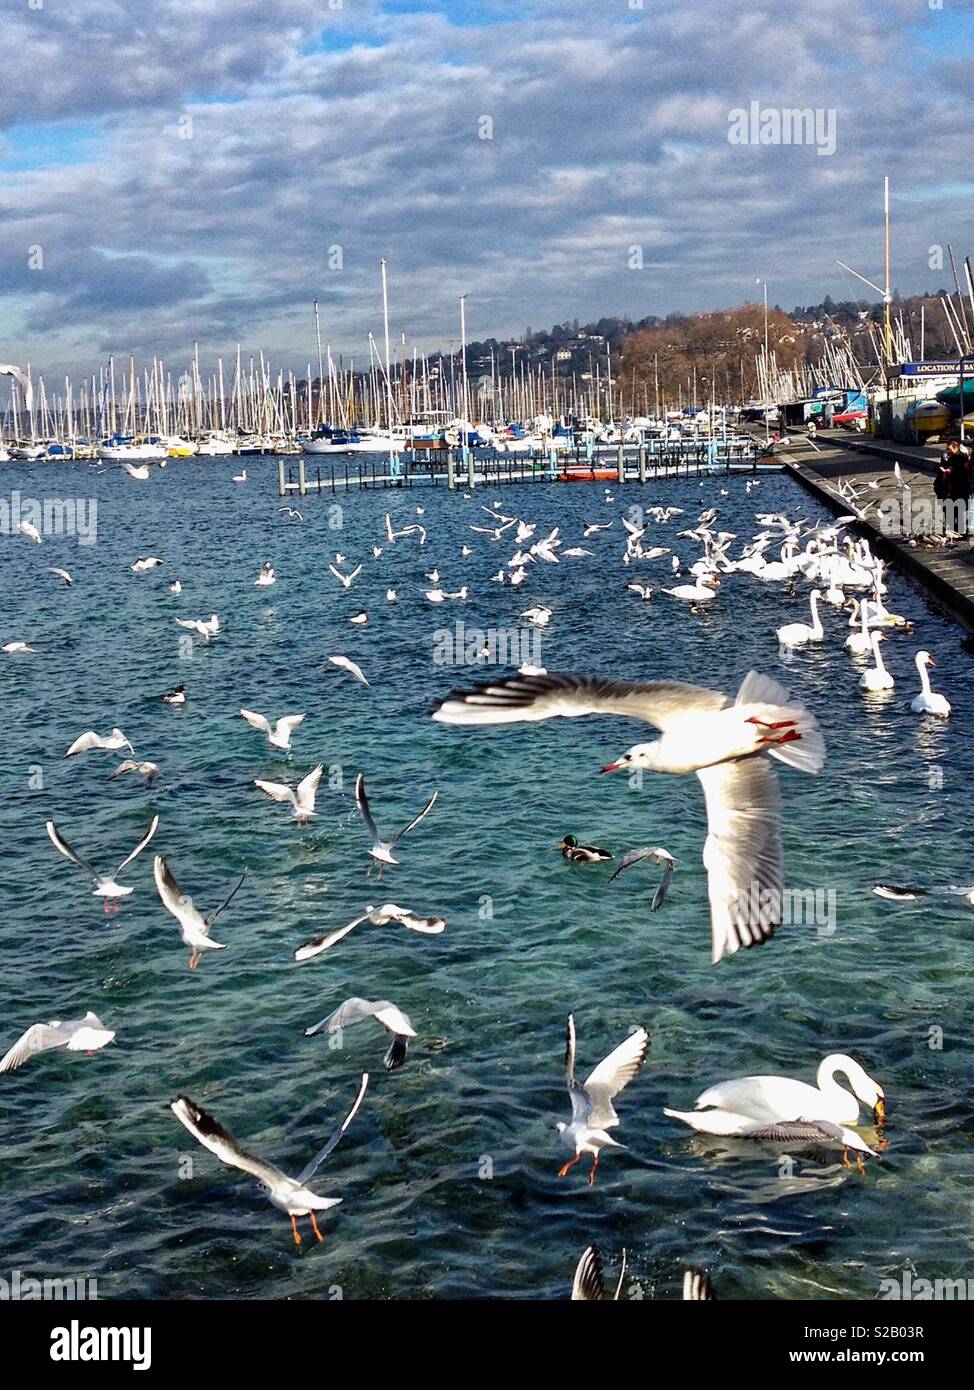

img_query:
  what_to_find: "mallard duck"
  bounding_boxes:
[559,835,613,863]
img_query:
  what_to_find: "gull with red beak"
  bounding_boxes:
[432,668,824,963]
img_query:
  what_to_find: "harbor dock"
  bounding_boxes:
[781,433,974,637]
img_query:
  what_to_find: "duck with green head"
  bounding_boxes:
[559,835,613,864]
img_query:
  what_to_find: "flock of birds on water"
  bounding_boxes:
[0,451,965,1299]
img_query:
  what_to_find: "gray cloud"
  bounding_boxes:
[1,0,972,380]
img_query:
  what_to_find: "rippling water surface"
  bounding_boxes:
[1,457,973,1301]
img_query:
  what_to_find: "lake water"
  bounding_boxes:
[1,456,972,1301]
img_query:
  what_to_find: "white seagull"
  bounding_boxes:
[131,557,163,572]
[3,640,37,654]
[170,1075,369,1246]
[175,615,220,641]
[327,654,369,686]
[328,562,363,589]
[557,1014,650,1185]
[608,846,677,909]
[294,903,446,960]
[304,997,416,1071]
[254,764,324,824]
[18,520,42,543]
[153,854,247,968]
[239,708,305,751]
[355,773,437,872]
[255,563,276,587]
[0,1012,114,1074]
[46,815,159,899]
[0,362,33,411]
[47,567,73,586]
[431,669,825,963]
[66,727,134,757]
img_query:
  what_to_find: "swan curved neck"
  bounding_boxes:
[916,655,932,694]
[817,1054,865,1097]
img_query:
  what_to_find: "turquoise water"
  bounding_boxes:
[1,457,972,1301]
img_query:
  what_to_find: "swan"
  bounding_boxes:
[911,651,950,717]
[664,1053,886,1132]
[663,576,719,603]
[776,589,824,647]
[845,598,871,654]
[860,630,894,691]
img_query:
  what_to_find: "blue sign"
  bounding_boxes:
[896,361,962,376]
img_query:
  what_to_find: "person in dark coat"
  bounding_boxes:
[934,439,971,534]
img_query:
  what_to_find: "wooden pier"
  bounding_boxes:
[277,437,771,497]
[780,433,974,637]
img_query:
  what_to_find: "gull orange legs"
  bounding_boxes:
[290,1215,302,1247]
[746,716,801,748]
[558,1154,581,1178]
[309,1212,324,1243]
[587,1154,600,1187]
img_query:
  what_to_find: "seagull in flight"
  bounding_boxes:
[46,815,159,902]
[66,727,134,757]
[255,563,276,587]
[558,1014,650,1185]
[109,759,160,787]
[329,562,363,589]
[384,513,426,545]
[239,708,305,751]
[0,362,33,411]
[294,903,446,960]
[153,854,247,968]
[431,669,824,964]
[47,567,73,586]
[327,655,369,685]
[0,1012,114,1074]
[278,506,304,520]
[170,1074,369,1246]
[609,846,677,910]
[3,640,37,654]
[175,615,219,641]
[18,520,41,543]
[131,557,163,572]
[254,764,323,824]
[571,1245,627,1301]
[304,997,416,1071]
[355,773,437,874]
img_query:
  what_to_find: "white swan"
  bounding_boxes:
[911,651,950,717]
[860,630,894,691]
[664,1053,885,1132]
[776,589,824,647]
[663,576,719,603]
[844,598,871,655]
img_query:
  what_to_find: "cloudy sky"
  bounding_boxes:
[2,0,973,379]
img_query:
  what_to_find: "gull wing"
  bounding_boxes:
[0,1022,71,1073]
[295,764,323,814]
[295,1073,370,1185]
[390,790,438,848]
[652,856,676,911]
[273,714,306,740]
[46,820,97,875]
[740,1118,850,1146]
[385,906,446,934]
[304,997,377,1036]
[683,1269,716,1301]
[328,564,349,586]
[115,814,159,874]
[294,915,368,961]
[696,757,783,964]
[170,1097,288,1187]
[240,708,271,735]
[565,1013,577,1088]
[153,854,196,923]
[431,671,728,731]
[205,868,248,927]
[354,774,380,843]
[583,1026,650,1129]
[65,730,102,756]
[254,778,297,806]
[571,1246,607,1301]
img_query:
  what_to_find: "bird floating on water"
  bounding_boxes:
[559,835,612,863]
